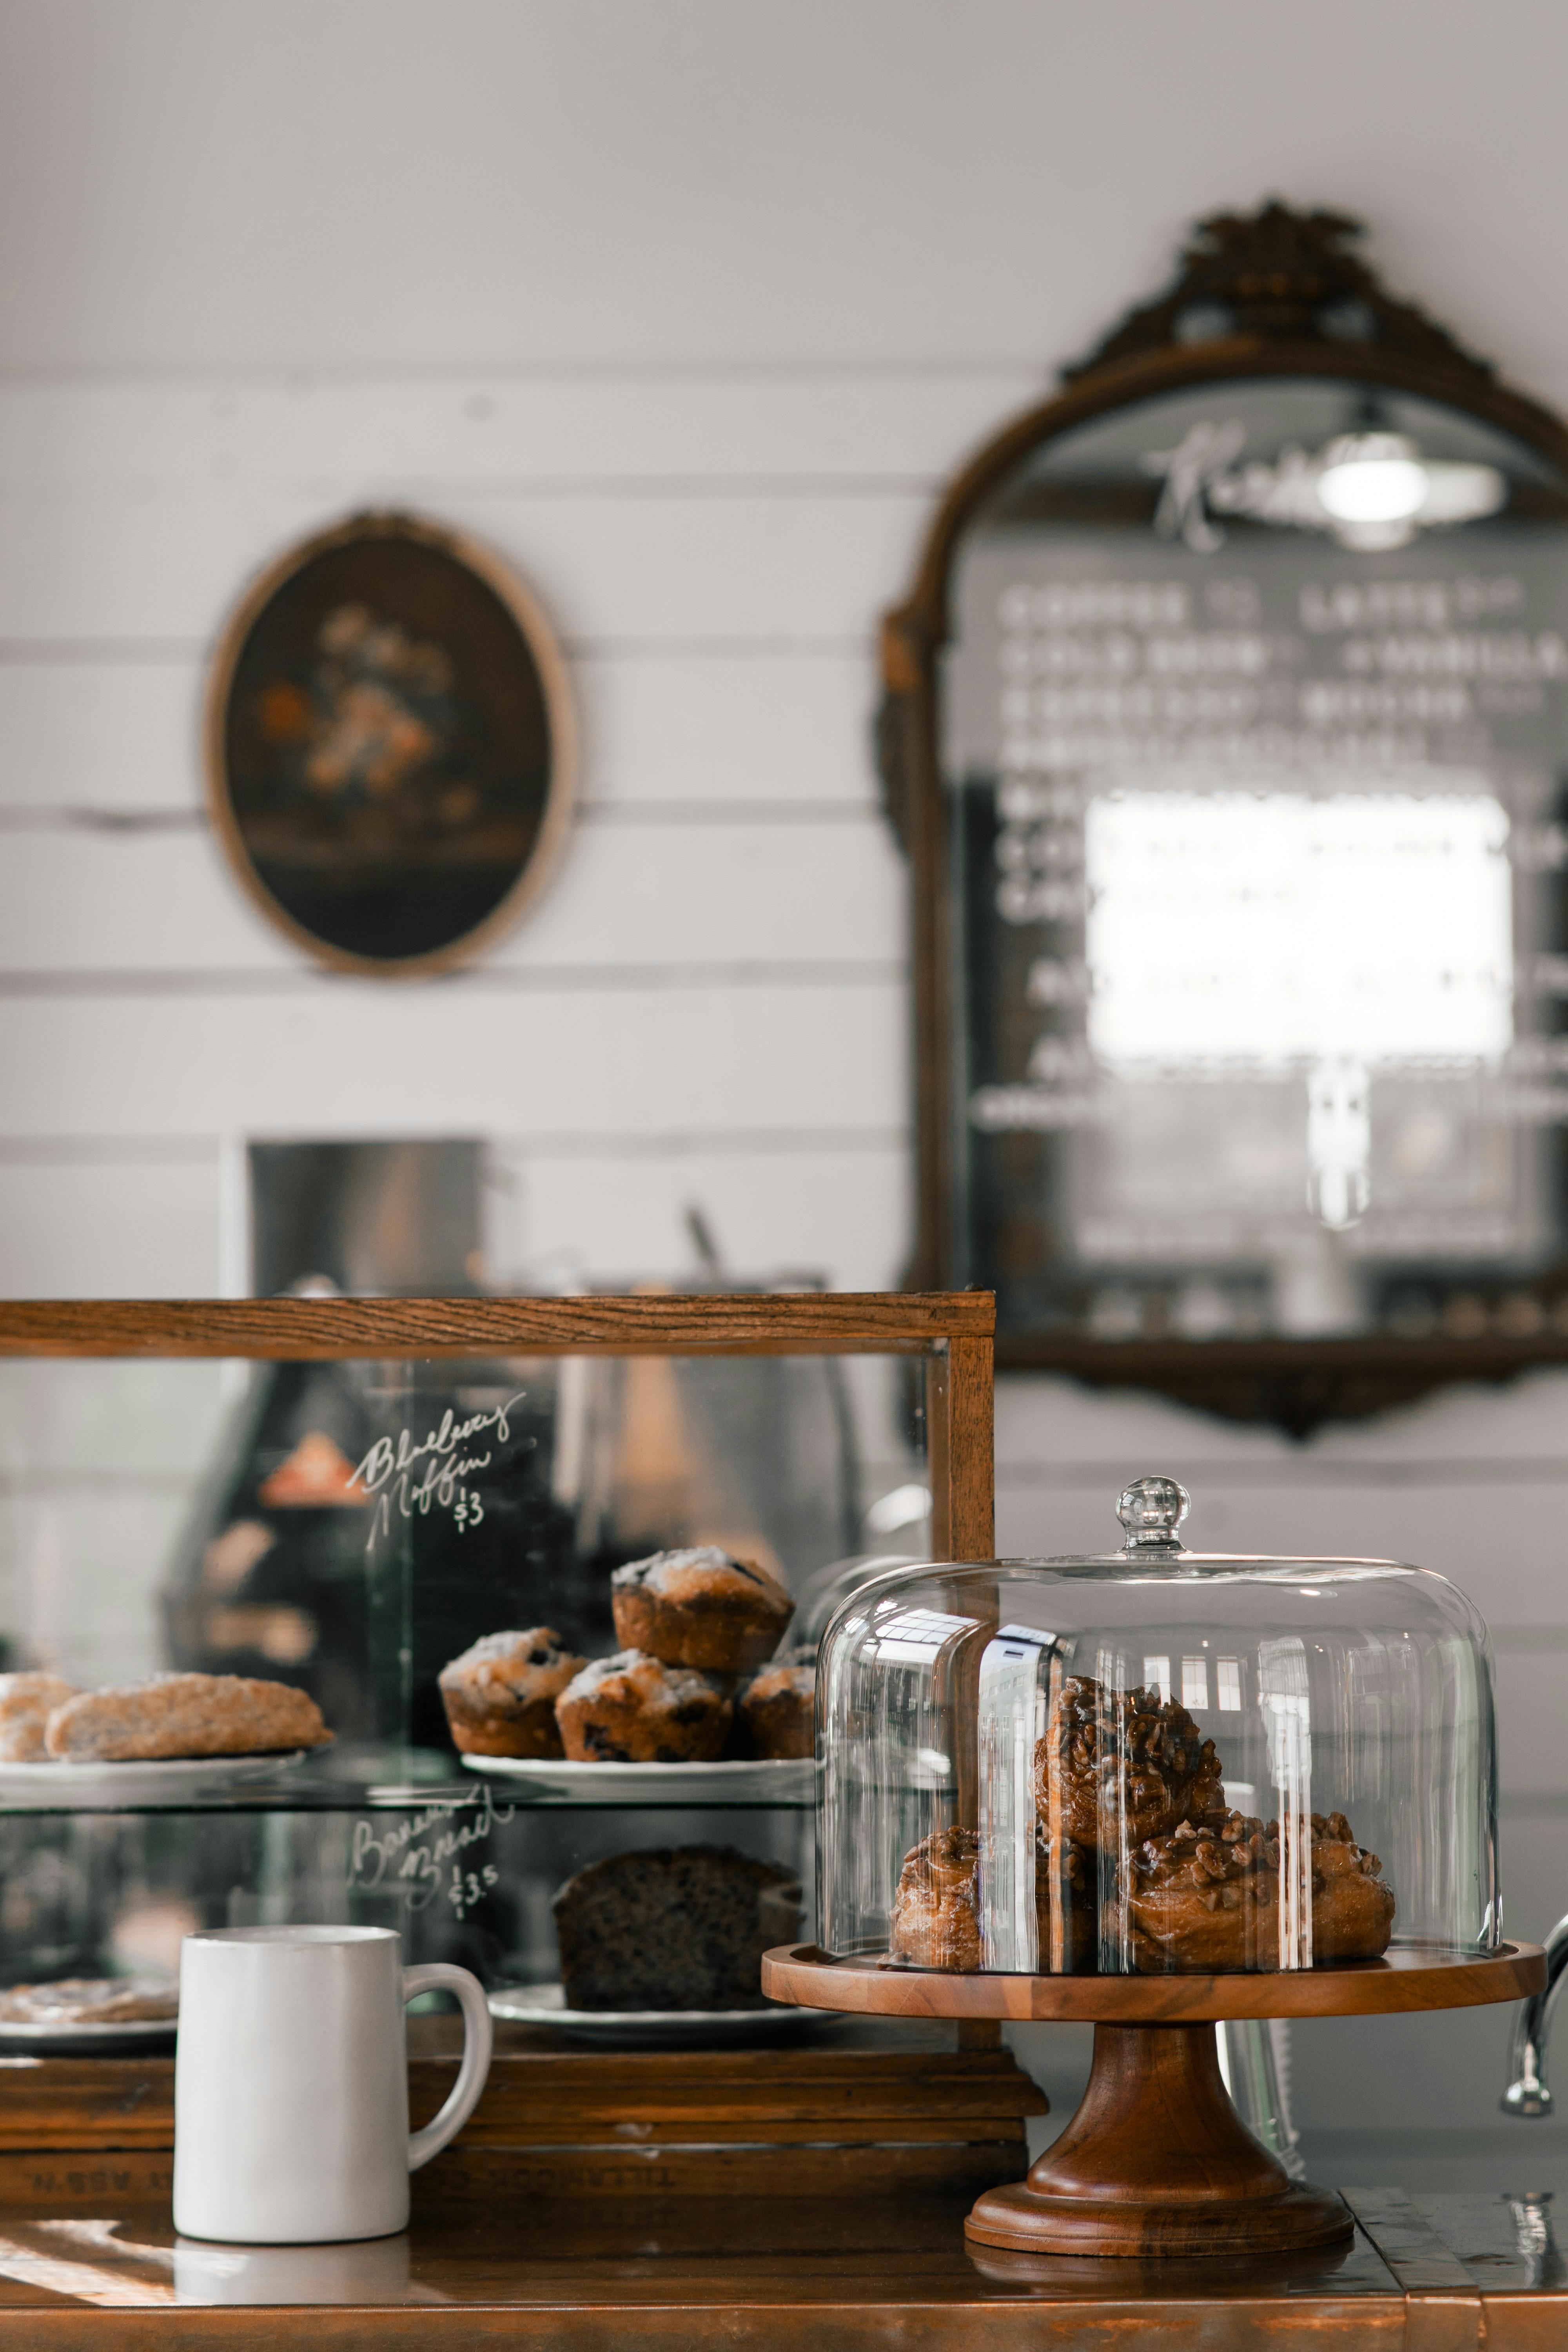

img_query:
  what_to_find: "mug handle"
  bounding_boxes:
[402,1962,495,2172]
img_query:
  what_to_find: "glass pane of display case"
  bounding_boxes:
[0,1338,928,2018]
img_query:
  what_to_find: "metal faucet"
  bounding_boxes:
[1502,1913,1568,2116]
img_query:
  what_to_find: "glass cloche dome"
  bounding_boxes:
[817,1475,1499,1975]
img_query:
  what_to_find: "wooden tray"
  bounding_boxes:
[763,1941,1544,2020]
[0,2016,1045,2212]
[761,1942,1546,2259]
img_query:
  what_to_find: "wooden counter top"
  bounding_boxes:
[0,2185,1555,2343]
[0,2024,1559,2342]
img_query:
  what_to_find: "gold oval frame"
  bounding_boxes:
[204,508,577,979]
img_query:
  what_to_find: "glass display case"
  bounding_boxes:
[818,1473,1498,1976]
[0,1292,987,2045]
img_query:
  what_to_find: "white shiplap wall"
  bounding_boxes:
[5,0,1568,2168]
[0,368,1051,1294]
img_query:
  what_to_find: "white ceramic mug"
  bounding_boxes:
[173,1925,493,2244]
[174,2230,413,2305]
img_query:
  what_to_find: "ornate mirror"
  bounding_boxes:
[884,205,1568,1427]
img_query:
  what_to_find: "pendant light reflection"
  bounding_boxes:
[1145,418,1508,553]
[1312,431,1505,549]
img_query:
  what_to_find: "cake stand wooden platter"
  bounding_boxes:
[762,1941,1545,2260]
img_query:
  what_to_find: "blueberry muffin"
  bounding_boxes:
[734,1650,815,1760]
[554,1650,733,1764]
[438,1628,586,1759]
[611,1546,795,1675]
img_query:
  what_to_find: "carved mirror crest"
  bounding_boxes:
[884,205,1568,1428]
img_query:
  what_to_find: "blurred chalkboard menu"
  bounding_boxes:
[939,377,1568,1347]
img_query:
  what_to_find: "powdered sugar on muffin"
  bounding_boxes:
[611,1547,794,1673]
[734,1660,815,1760]
[439,1628,585,1759]
[555,1649,733,1763]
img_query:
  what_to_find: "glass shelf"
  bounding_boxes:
[0,1754,815,1817]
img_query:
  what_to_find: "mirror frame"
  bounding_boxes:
[881,203,1568,1431]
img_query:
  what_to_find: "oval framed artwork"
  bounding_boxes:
[205,510,576,975]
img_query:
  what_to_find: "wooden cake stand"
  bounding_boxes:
[761,1941,1545,2258]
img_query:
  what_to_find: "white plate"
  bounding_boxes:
[487,1981,833,2046]
[0,2014,178,2051]
[0,1749,311,1803]
[459,1753,813,1804]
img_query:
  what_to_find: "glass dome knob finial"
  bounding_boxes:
[1116,1474,1191,1552]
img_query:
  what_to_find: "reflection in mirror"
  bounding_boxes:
[944,372,1568,1347]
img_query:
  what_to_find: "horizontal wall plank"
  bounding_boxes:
[577,648,879,809]
[0,816,904,973]
[0,1160,222,1298]
[995,1368,1568,1474]
[996,1468,1561,1629]
[0,980,907,1140]
[0,648,884,815]
[1494,1651,1568,1797]
[488,1137,908,1294]
[0,1135,908,1299]
[0,662,200,811]
[0,485,925,644]
[0,370,1040,489]
[0,1359,230,1478]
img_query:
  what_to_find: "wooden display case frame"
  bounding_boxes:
[0,1289,995,1564]
[0,1289,1012,2234]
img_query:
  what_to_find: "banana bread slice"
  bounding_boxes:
[552,1843,801,2011]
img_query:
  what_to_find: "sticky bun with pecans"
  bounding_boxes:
[1127,1807,1396,1973]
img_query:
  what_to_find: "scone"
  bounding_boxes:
[734,1652,814,1760]
[554,1650,733,1763]
[45,1673,331,1761]
[611,1546,795,1674]
[439,1628,584,1759]
[552,1844,801,2010]
[1127,1807,1395,1973]
[0,1978,178,2025]
[0,1673,79,1763]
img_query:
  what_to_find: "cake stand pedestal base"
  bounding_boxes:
[965,2021,1350,2258]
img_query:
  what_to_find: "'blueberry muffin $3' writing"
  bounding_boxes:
[438,1628,586,1759]
[554,1650,733,1763]
[611,1546,795,1675]
[1036,1674,1222,1848]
